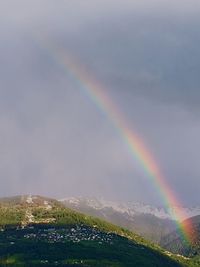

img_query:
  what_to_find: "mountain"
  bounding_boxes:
[0,195,190,267]
[60,197,185,243]
[161,215,200,258]
[60,197,200,221]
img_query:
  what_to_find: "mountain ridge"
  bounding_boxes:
[161,215,200,258]
[60,197,200,221]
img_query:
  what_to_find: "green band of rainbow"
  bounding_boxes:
[34,37,193,244]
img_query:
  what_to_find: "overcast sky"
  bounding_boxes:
[0,0,200,206]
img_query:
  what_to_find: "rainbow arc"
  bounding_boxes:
[35,38,193,243]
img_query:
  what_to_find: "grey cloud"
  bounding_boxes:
[0,0,199,205]
[56,14,200,111]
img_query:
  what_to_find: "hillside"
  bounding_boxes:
[161,215,200,258]
[0,195,190,267]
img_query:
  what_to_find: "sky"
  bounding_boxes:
[0,0,200,206]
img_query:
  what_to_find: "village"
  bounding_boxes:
[23,225,117,245]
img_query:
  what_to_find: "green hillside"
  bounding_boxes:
[0,195,196,267]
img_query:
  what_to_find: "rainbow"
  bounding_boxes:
[35,38,193,243]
